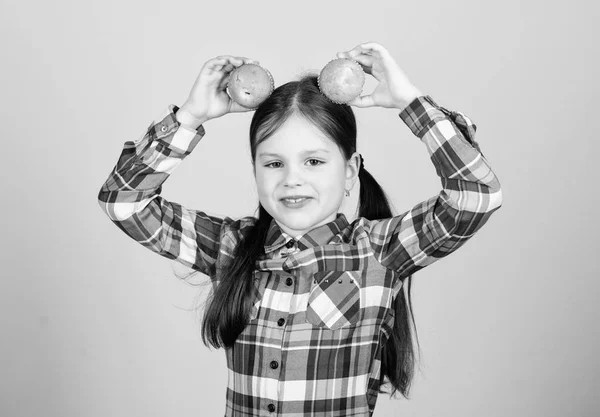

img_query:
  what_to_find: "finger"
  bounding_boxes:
[205,56,242,72]
[214,55,243,63]
[333,51,373,75]
[237,56,251,65]
[359,42,389,56]
[336,55,372,77]
[205,57,228,70]
[214,55,246,67]
[346,46,369,59]
[359,43,397,65]
[352,54,374,69]
[230,100,256,113]
[209,63,233,76]
[346,43,390,65]
[346,42,372,54]
[347,94,375,108]
[237,56,261,66]
[337,42,367,57]
[219,77,230,91]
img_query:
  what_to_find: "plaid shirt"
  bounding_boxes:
[98,95,502,416]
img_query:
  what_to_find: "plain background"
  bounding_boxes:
[1,0,597,416]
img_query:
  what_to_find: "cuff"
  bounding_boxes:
[398,95,448,139]
[149,104,206,155]
[400,95,481,152]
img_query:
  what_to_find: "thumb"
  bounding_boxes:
[347,94,375,108]
[229,99,256,113]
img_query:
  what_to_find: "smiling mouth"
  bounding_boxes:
[280,196,312,208]
[282,197,309,203]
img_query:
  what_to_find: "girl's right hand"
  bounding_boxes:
[178,55,260,124]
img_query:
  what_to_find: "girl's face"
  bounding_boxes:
[254,114,359,238]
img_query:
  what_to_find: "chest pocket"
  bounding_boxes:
[306,270,362,330]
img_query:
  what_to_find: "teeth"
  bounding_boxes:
[284,198,305,203]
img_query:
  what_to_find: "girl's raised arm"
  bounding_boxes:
[339,42,502,276]
[97,55,259,279]
[366,95,502,276]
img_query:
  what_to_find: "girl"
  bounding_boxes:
[98,42,502,416]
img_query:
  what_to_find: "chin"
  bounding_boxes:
[275,214,314,229]
[281,211,335,230]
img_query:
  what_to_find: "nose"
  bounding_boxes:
[283,165,304,187]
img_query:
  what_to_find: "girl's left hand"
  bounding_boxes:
[336,42,422,110]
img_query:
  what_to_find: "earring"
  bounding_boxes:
[345,189,350,197]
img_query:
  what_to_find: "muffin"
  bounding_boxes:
[318,58,365,104]
[226,63,275,109]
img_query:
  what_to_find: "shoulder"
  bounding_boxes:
[345,216,384,238]
[330,216,378,247]
[221,214,258,230]
[219,215,258,244]
[341,215,404,263]
[349,214,408,238]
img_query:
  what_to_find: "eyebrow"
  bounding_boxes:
[258,149,331,158]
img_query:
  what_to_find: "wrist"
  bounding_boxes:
[395,87,422,112]
[176,103,209,128]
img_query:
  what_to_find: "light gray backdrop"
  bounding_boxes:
[1,0,597,416]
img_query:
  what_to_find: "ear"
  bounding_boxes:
[345,151,361,191]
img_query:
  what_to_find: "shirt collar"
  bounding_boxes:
[263,213,349,254]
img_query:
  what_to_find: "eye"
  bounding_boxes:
[307,159,323,166]
[265,161,282,168]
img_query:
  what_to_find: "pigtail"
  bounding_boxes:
[201,205,272,348]
[358,167,421,399]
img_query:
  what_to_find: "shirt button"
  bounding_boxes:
[277,318,285,326]
[285,277,293,286]
[285,240,295,248]
[160,125,168,132]
[270,360,279,369]
[267,403,275,412]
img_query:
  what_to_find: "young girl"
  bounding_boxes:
[98,42,502,416]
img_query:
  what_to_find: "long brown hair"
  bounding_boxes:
[181,75,420,398]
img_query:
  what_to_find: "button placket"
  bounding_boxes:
[249,271,269,321]
[277,239,299,259]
